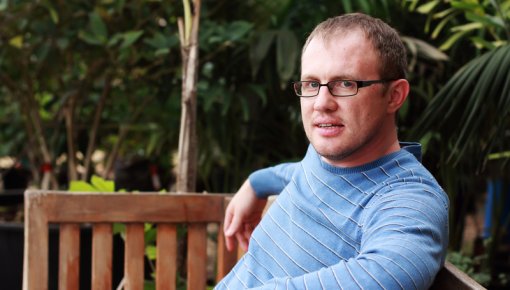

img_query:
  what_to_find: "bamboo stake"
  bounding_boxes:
[176,0,201,193]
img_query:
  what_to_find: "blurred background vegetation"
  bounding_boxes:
[1,0,509,288]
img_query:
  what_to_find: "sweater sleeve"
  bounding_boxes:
[248,162,298,199]
[248,186,449,290]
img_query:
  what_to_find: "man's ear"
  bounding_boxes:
[387,79,410,114]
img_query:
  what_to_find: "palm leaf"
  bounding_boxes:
[411,45,510,168]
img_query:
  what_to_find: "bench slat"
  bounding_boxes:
[92,223,113,290]
[59,223,80,290]
[187,223,207,290]
[156,223,177,290]
[125,223,145,290]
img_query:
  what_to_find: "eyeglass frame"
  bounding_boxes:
[292,79,397,97]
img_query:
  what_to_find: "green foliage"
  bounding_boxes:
[412,45,510,169]
[408,0,510,51]
[0,0,450,194]
[447,251,492,286]
[407,1,510,286]
[69,175,116,192]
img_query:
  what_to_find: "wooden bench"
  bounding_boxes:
[429,260,486,289]
[22,190,237,290]
[23,190,486,290]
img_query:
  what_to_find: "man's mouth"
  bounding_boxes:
[316,123,342,128]
[317,124,338,128]
[314,122,344,137]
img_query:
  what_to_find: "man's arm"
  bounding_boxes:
[247,188,448,290]
[224,162,298,251]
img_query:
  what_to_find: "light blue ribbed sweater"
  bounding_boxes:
[216,143,449,290]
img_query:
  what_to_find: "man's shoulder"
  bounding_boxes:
[368,147,448,208]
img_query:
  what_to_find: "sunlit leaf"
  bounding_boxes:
[440,30,470,50]
[91,175,115,192]
[145,245,157,260]
[470,36,496,50]
[431,12,458,39]
[451,1,483,11]
[8,35,23,48]
[450,22,483,32]
[417,0,440,14]
[68,181,98,192]
[465,12,506,29]
[432,7,455,19]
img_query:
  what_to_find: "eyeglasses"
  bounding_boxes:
[292,79,396,97]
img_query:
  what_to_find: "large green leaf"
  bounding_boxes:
[249,30,276,78]
[276,29,298,84]
[89,11,108,42]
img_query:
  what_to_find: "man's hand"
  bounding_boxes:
[224,179,267,252]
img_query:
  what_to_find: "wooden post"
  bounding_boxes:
[176,0,201,193]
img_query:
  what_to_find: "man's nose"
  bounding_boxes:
[313,85,339,111]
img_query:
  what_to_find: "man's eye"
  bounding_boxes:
[339,81,355,88]
[309,82,320,88]
[302,82,319,89]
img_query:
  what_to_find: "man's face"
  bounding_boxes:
[300,31,394,167]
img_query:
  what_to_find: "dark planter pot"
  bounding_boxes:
[0,222,125,290]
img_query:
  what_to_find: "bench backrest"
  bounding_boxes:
[23,190,487,290]
[23,190,237,290]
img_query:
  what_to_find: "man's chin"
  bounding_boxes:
[313,145,350,162]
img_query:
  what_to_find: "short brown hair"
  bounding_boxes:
[302,13,407,79]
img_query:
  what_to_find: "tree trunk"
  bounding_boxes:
[82,75,112,181]
[176,0,201,193]
[101,96,153,179]
[64,94,78,182]
[1,72,58,189]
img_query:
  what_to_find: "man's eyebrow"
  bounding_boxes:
[300,74,318,80]
[300,74,355,81]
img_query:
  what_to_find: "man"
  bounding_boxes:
[216,13,448,290]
